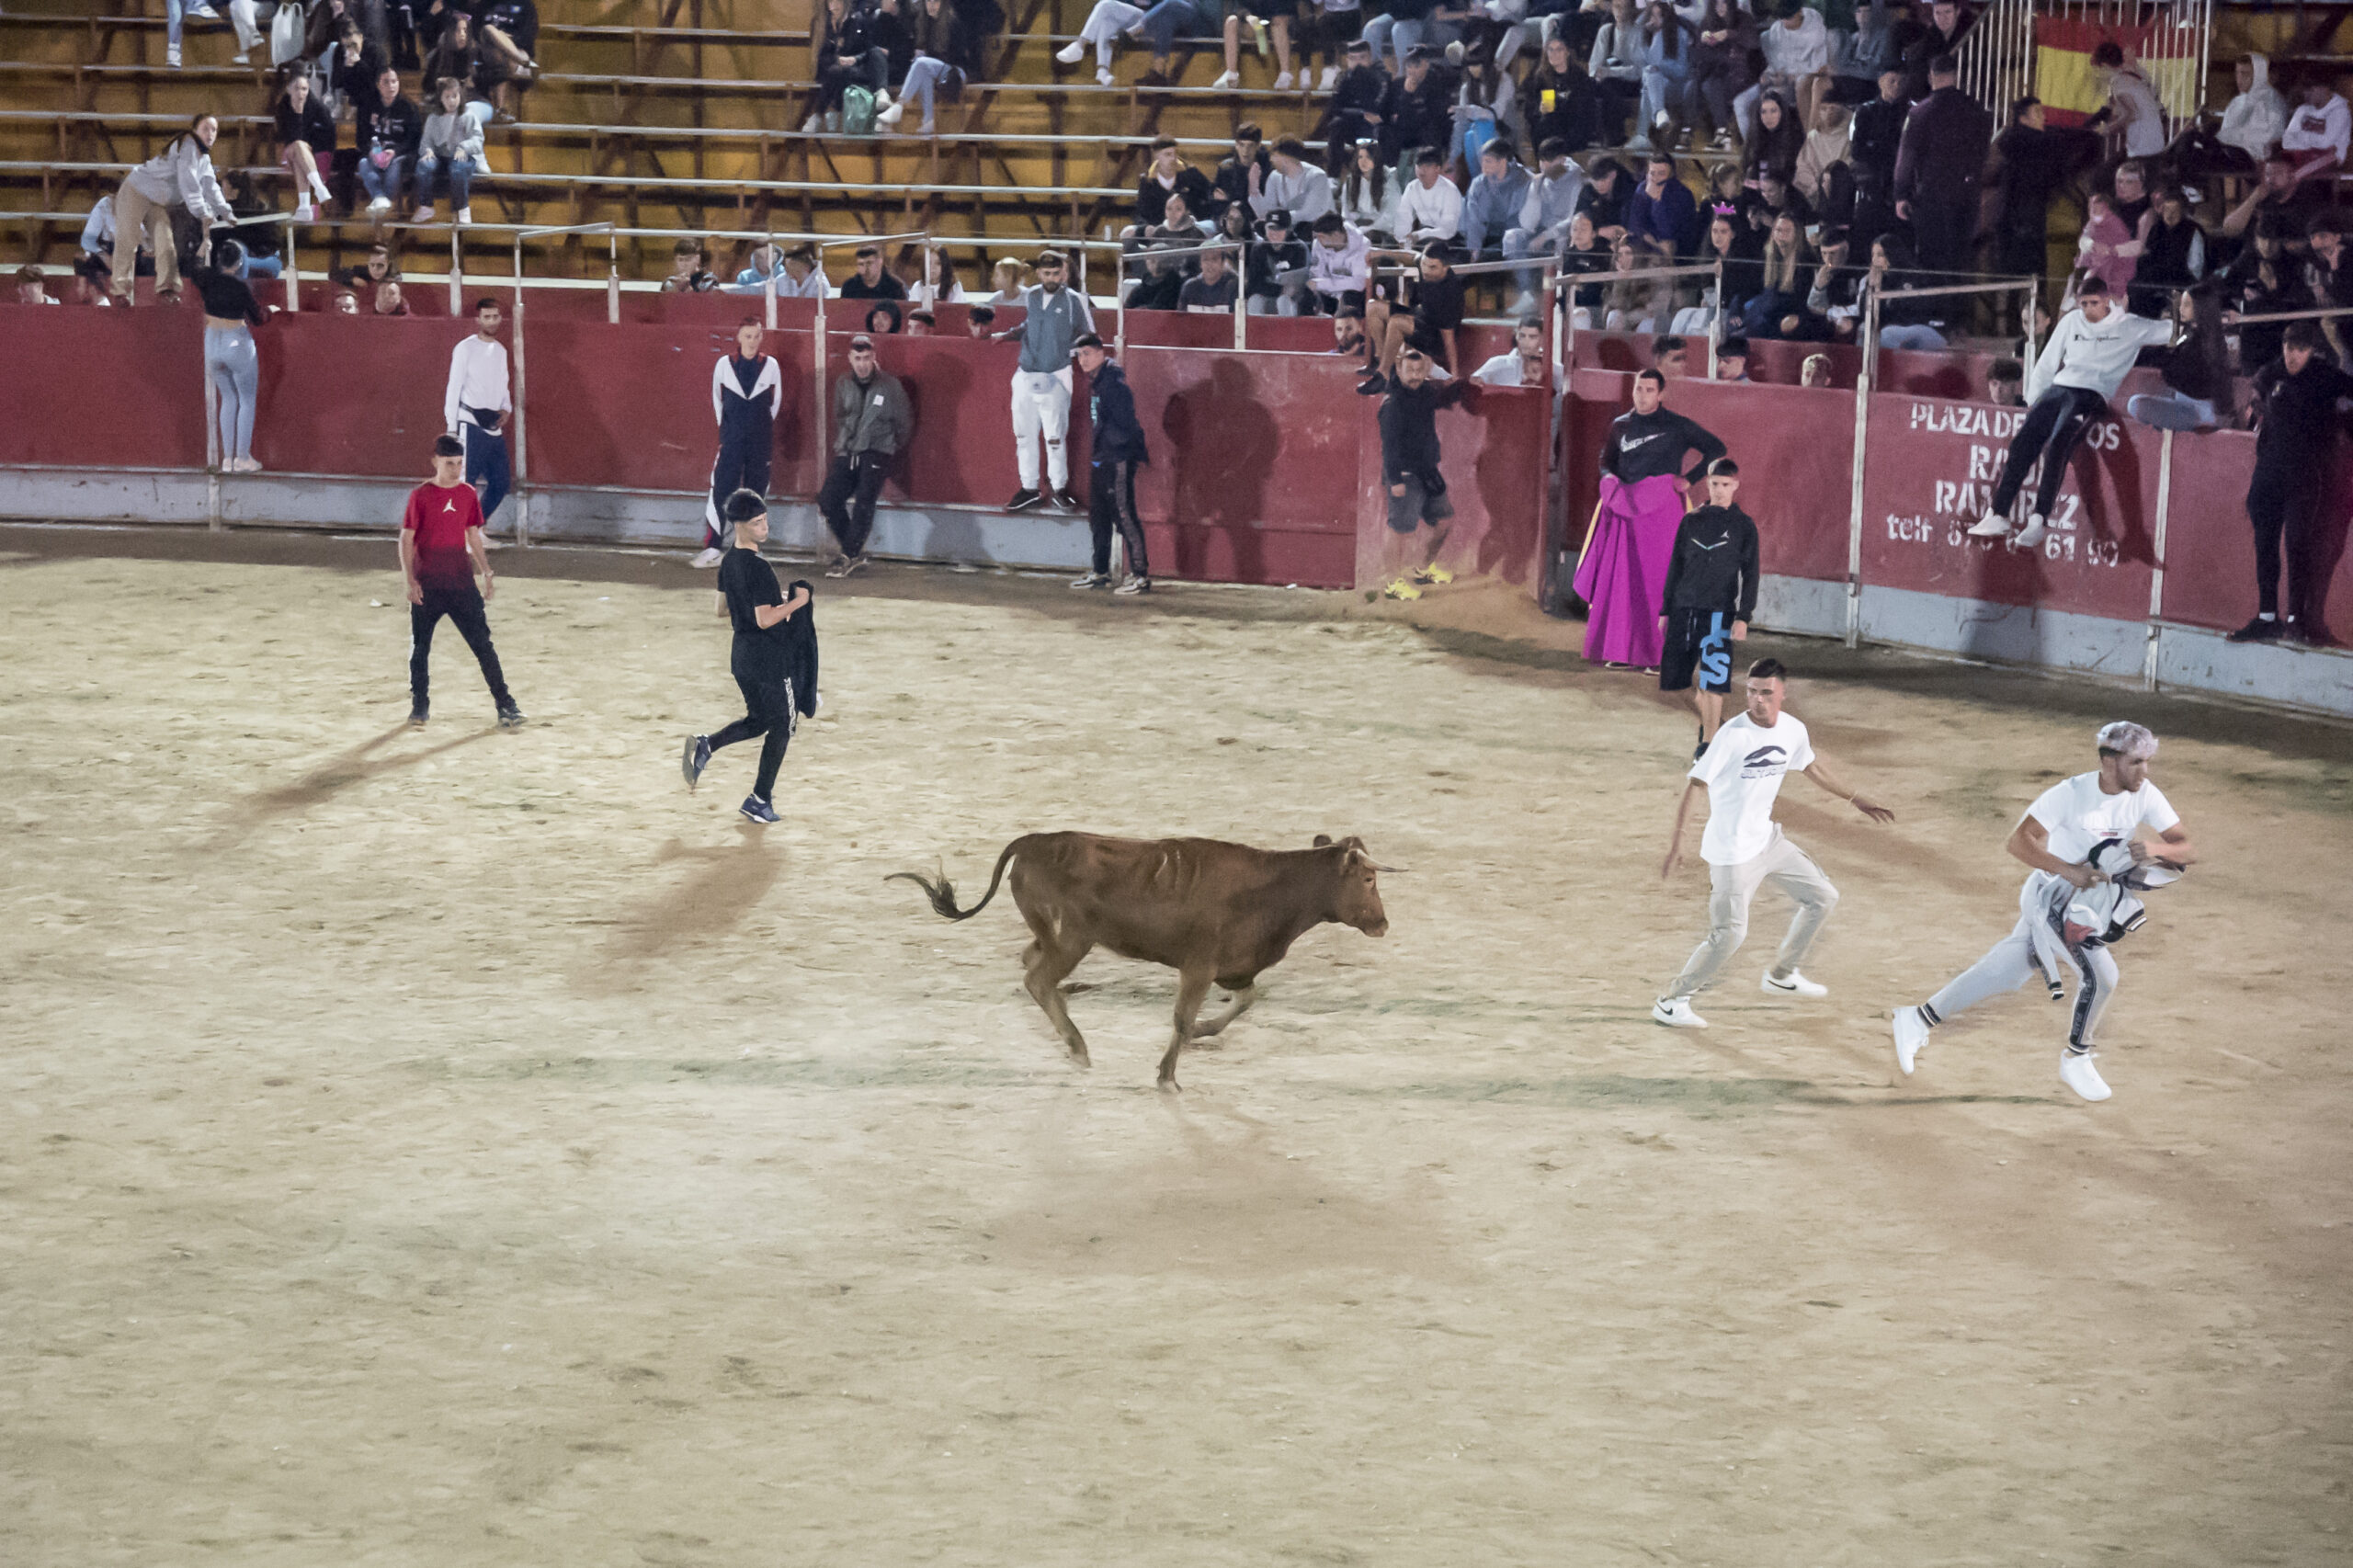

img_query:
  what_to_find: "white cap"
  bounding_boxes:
[2096,721,2157,760]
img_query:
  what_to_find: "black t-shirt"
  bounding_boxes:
[840,271,910,301]
[1406,270,1466,332]
[718,548,791,662]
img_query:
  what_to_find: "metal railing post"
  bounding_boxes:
[1707,257,1722,378]
[512,260,531,549]
[449,225,463,316]
[1844,290,1880,649]
[608,229,620,324]
[764,230,778,330]
[204,368,222,529]
[2146,426,2173,691]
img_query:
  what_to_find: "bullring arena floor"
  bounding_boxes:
[3,522,2349,1565]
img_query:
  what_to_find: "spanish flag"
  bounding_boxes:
[2033,15,2198,129]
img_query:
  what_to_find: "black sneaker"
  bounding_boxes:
[408,700,428,727]
[1006,487,1043,511]
[739,794,779,824]
[1051,487,1083,512]
[682,733,710,791]
[841,552,870,576]
[496,702,526,729]
[2226,615,2283,643]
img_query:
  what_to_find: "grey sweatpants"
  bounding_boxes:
[1927,915,2120,1051]
[1663,829,1839,1001]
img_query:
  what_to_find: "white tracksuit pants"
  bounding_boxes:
[1011,367,1074,491]
[1663,828,1839,1001]
[1927,915,2120,1051]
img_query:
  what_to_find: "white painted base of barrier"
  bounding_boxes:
[0,467,1097,572]
[1754,572,2353,719]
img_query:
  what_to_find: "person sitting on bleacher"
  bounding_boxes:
[1460,141,1532,267]
[1307,212,1370,313]
[664,238,722,293]
[472,0,540,124]
[2280,71,2351,192]
[1211,123,1273,221]
[1394,146,1463,244]
[808,0,889,133]
[423,13,495,129]
[274,69,338,223]
[1245,210,1312,316]
[16,267,60,306]
[354,65,424,216]
[1325,39,1388,156]
[1127,242,1188,312]
[79,195,149,283]
[1180,244,1242,312]
[1501,139,1582,312]
[331,19,390,124]
[1131,137,1216,233]
[1251,137,1335,226]
[876,0,969,134]
[1378,46,1455,171]
[839,244,911,301]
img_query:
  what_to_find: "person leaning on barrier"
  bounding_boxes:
[110,111,237,304]
[1245,210,1312,316]
[1362,238,1465,376]
[818,334,912,579]
[1179,243,1243,312]
[993,247,1094,512]
[1472,315,1550,387]
[16,266,59,306]
[1306,213,1370,314]
[1069,334,1154,597]
[2231,321,2353,644]
[839,244,910,301]
[664,237,721,293]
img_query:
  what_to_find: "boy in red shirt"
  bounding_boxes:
[401,434,524,729]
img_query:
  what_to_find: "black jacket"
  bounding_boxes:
[2251,358,2353,465]
[1135,166,1215,228]
[1211,148,1273,218]
[1893,85,1992,210]
[1326,62,1389,150]
[1847,95,1907,188]
[1245,236,1308,301]
[1600,406,1725,484]
[1661,503,1760,617]
[356,92,424,161]
[1362,372,1468,486]
[1087,359,1149,464]
[1381,71,1455,166]
[274,97,336,156]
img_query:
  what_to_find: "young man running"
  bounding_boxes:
[1653,658,1893,1029]
[1892,722,2196,1102]
[443,297,514,536]
[693,317,783,569]
[1658,457,1758,758]
[400,434,523,730]
[993,249,1094,513]
[1070,333,1154,595]
[682,490,815,825]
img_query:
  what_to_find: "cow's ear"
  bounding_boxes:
[1313,835,1335,847]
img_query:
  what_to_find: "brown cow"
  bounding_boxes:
[890,832,1393,1088]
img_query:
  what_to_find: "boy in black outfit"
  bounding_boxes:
[682,490,818,824]
[2235,322,2353,644]
[1358,343,1470,599]
[1070,333,1154,595]
[1658,457,1759,756]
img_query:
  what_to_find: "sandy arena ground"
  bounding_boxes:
[3,525,2350,1566]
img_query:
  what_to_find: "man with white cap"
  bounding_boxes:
[1893,721,2198,1102]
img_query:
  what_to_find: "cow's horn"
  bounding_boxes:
[1369,861,1407,874]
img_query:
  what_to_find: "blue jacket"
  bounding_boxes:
[1626,176,1698,256]
[1087,360,1149,465]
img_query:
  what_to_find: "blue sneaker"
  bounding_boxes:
[739,795,779,824]
[682,733,711,791]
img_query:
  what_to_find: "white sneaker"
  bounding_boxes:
[1211,69,1240,87]
[874,89,892,108]
[1275,70,1293,88]
[877,98,904,126]
[1056,40,1086,63]
[166,42,181,66]
[455,206,472,225]
[185,0,218,17]
[1097,66,1114,85]
[1892,1006,1928,1075]
[2059,1050,2112,1102]
[293,199,315,222]
[1761,970,1827,998]
[1319,65,1337,89]
[1967,511,2011,538]
[2014,514,2049,548]
[1651,996,1708,1029]
[801,113,821,132]
[412,205,436,223]
[689,546,723,569]
[367,196,392,214]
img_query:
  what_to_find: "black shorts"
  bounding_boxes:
[1659,608,1736,693]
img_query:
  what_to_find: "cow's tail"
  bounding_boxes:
[887,838,1022,923]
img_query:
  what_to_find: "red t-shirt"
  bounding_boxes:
[403,481,483,588]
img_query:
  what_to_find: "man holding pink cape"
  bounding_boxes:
[1574,369,1726,668]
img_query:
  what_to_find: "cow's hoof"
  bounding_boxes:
[1157,1076,1182,1092]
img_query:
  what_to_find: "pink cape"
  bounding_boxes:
[1573,472,1687,666]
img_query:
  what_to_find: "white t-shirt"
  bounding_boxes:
[2024,772,2179,865]
[1690,711,1814,865]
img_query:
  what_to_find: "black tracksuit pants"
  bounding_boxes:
[817,451,889,557]
[1991,385,2108,519]
[704,421,774,549]
[2246,460,2322,621]
[1088,458,1148,578]
[410,582,511,708]
[708,639,794,801]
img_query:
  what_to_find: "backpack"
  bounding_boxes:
[840,85,877,135]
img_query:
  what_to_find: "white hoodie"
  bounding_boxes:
[2220,53,2288,165]
[2026,303,2175,403]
